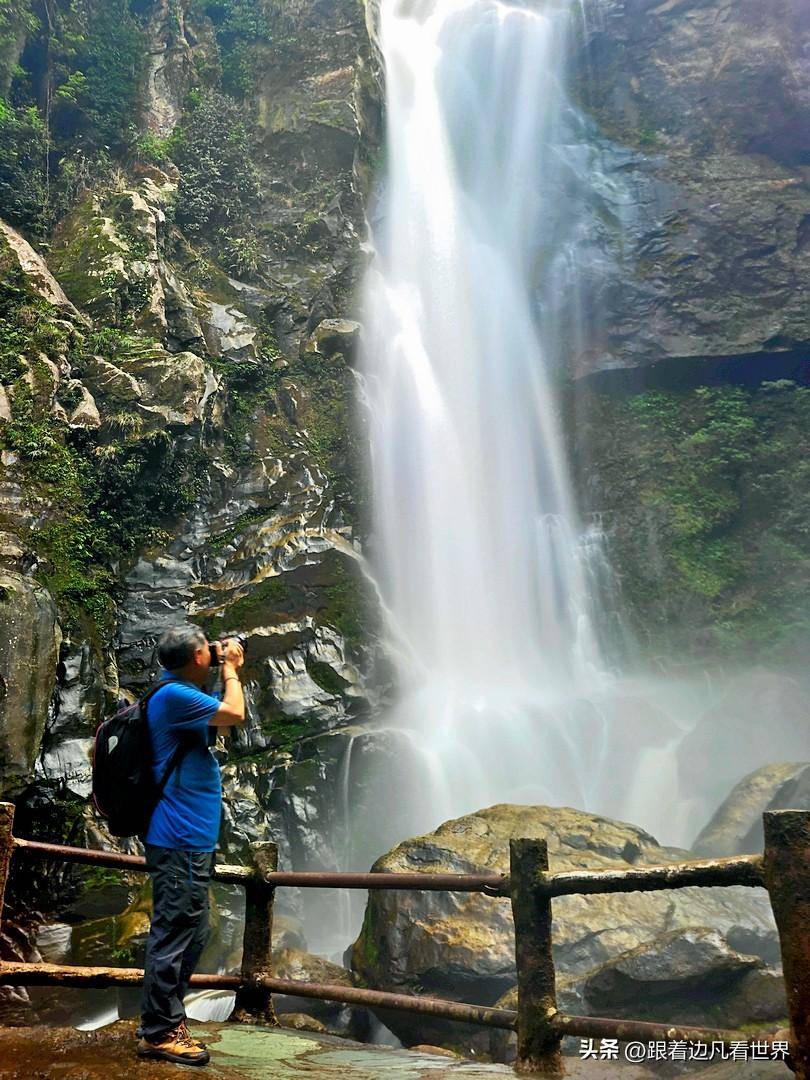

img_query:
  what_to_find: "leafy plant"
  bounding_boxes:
[194,0,271,97]
[0,100,48,234]
[169,87,261,241]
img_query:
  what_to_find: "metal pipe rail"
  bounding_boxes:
[0,962,518,1030]
[0,961,772,1044]
[537,854,765,896]
[10,836,509,893]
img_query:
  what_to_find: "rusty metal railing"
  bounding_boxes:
[0,801,806,1076]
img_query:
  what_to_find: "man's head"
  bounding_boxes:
[157,625,210,685]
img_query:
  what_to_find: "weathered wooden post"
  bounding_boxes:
[510,838,564,1077]
[0,802,14,929]
[763,810,810,1079]
[231,840,279,1026]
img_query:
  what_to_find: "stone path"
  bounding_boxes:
[0,1023,791,1079]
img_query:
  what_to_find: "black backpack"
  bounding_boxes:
[92,681,192,839]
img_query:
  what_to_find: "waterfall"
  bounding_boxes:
[360,0,667,839]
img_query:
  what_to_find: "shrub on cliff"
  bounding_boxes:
[49,0,144,151]
[170,87,260,238]
[194,0,271,98]
[0,99,47,234]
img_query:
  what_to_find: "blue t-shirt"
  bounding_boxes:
[145,677,222,852]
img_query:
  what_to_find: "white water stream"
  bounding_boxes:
[359,0,672,840]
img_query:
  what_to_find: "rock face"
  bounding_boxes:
[567,0,810,375]
[0,0,385,958]
[693,762,810,857]
[351,804,779,1049]
[0,573,60,798]
[0,221,82,319]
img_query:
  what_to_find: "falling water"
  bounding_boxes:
[360,0,673,839]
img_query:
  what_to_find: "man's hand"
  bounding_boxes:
[212,639,246,726]
[222,638,244,668]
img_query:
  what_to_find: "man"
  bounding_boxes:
[136,625,246,1067]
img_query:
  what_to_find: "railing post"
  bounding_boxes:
[763,810,810,1079]
[0,802,14,928]
[510,838,564,1077]
[231,840,279,1026]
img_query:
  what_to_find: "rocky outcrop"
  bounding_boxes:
[0,221,83,320]
[490,926,787,1063]
[693,762,810,857]
[351,804,778,1049]
[567,0,810,375]
[141,0,217,138]
[0,0,378,881]
[0,572,60,798]
[49,178,175,335]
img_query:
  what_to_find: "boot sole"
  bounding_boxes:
[137,1045,210,1066]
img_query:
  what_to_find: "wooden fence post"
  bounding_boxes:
[510,838,564,1077]
[763,810,810,1079]
[0,802,14,929]
[231,840,279,1026]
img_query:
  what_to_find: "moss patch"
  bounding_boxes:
[578,381,810,664]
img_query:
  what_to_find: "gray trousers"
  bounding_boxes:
[138,844,214,1040]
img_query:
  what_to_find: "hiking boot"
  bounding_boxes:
[178,1021,207,1049]
[137,1023,210,1066]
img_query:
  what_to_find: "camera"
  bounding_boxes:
[209,633,248,666]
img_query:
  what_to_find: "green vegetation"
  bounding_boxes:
[0,0,143,235]
[0,100,48,234]
[319,557,371,655]
[49,0,144,151]
[213,574,295,630]
[82,866,125,889]
[306,658,350,696]
[580,382,810,664]
[193,0,271,98]
[169,87,261,245]
[0,286,207,636]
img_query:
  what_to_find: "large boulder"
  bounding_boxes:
[693,762,810,857]
[490,927,787,1064]
[350,804,778,1048]
[0,572,60,798]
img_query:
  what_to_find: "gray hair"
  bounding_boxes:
[157,625,208,671]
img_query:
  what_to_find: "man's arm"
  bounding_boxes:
[211,641,246,727]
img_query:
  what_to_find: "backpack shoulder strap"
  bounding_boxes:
[143,678,196,796]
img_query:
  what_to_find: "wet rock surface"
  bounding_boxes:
[0,1022,517,1079]
[0,1021,793,1078]
[0,572,60,798]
